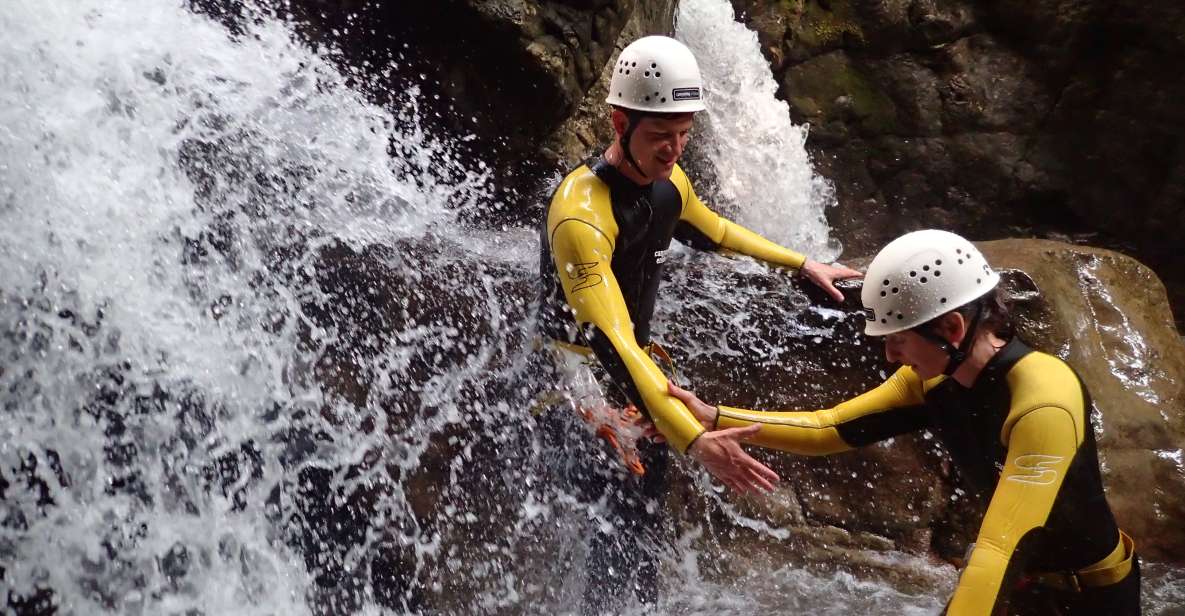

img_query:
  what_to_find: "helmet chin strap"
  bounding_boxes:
[916,302,984,377]
[618,110,648,180]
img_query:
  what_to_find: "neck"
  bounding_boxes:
[949,331,1007,387]
[604,142,651,186]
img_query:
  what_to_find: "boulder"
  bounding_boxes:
[668,239,1185,565]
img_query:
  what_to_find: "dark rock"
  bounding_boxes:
[671,239,1185,568]
[730,0,1185,328]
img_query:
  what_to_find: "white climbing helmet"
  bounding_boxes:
[605,36,706,114]
[861,230,1000,336]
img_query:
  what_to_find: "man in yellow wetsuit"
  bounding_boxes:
[536,35,861,612]
[668,230,1141,615]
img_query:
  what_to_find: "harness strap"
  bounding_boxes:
[1026,530,1136,592]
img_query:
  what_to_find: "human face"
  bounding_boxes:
[882,329,951,380]
[627,114,693,181]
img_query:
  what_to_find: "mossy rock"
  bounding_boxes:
[783,50,898,135]
[785,0,867,54]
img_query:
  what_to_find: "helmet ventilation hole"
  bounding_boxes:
[892,287,899,294]
[645,71,651,77]
[909,271,917,277]
[660,97,666,103]
[651,63,657,68]
[922,265,930,271]
[625,70,630,75]
[656,72,661,77]
[935,259,943,265]
[883,280,890,286]
[920,277,927,283]
[881,318,887,324]
[977,278,982,284]
[934,270,941,276]
[880,291,886,297]
[897,314,904,320]
[941,297,947,303]
[958,259,964,264]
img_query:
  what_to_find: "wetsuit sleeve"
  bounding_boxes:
[549,219,706,453]
[947,406,1080,615]
[714,367,930,454]
[669,165,807,269]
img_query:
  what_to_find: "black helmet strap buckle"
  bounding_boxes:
[916,301,984,377]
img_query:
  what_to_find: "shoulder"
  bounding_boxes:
[547,164,617,240]
[1002,350,1085,443]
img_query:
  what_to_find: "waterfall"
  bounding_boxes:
[1,0,504,612]
[5,0,1176,614]
[677,0,841,261]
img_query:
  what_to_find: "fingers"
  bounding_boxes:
[823,281,845,303]
[746,457,780,489]
[667,381,689,399]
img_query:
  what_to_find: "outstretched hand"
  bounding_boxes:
[800,259,863,303]
[630,382,778,493]
[688,425,779,494]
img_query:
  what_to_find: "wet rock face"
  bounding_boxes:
[728,0,1185,327]
[677,239,1185,564]
[980,240,1185,561]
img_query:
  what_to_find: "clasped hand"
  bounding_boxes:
[636,382,779,494]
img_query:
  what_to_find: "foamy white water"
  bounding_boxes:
[3,0,1181,614]
[677,0,840,261]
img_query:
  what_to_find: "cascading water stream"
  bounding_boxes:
[3,0,1183,615]
[676,0,840,258]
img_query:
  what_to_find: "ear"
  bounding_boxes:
[937,312,967,345]
[611,109,629,138]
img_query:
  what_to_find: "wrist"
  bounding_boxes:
[797,258,814,276]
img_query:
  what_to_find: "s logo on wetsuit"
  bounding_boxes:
[568,262,603,292]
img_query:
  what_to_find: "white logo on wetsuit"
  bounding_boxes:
[653,249,669,264]
[1005,454,1064,485]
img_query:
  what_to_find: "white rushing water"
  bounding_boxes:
[677,0,840,260]
[2,0,1181,615]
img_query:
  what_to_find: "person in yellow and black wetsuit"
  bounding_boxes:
[536,35,861,614]
[667,230,1141,615]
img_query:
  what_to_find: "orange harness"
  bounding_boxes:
[562,341,681,476]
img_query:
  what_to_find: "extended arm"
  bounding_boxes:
[710,367,931,454]
[671,165,807,269]
[669,165,861,300]
[549,219,705,453]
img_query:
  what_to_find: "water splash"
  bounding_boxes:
[676,0,840,261]
[4,1,1182,614]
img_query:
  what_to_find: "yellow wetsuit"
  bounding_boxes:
[538,157,808,453]
[715,339,1136,614]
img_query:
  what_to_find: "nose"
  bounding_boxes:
[666,135,684,159]
[884,340,902,364]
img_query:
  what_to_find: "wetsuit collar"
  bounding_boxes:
[590,155,652,190]
[948,337,1031,391]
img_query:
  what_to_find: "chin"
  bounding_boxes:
[651,164,675,180]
